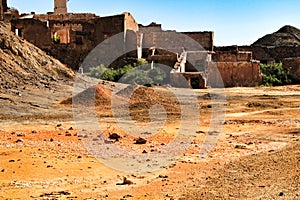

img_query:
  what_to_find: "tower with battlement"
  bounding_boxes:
[54,0,67,15]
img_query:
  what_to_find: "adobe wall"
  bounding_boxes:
[34,13,98,22]
[54,0,67,15]
[0,1,3,21]
[0,0,7,21]
[94,14,125,44]
[182,32,214,51]
[11,19,52,49]
[124,12,138,32]
[282,57,300,82]
[209,61,262,87]
[213,50,252,62]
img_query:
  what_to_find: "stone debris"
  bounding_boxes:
[135,137,147,144]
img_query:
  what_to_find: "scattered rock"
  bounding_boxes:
[196,131,205,134]
[17,133,25,137]
[158,175,168,179]
[279,192,284,196]
[117,177,134,185]
[123,194,133,198]
[32,130,37,134]
[15,139,24,143]
[65,132,72,137]
[135,137,147,144]
[109,133,121,141]
[40,191,71,197]
[142,132,152,135]
[235,144,247,149]
[9,160,15,162]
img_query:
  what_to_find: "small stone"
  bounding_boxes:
[65,132,72,137]
[56,124,62,127]
[68,127,74,130]
[158,175,168,179]
[196,131,205,134]
[142,132,152,135]
[9,160,15,162]
[32,130,37,134]
[1,169,4,172]
[109,133,121,141]
[135,137,147,144]
[15,139,24,143]
[123,177,133,185]
[235,144,247,149]
[279,192,284,196]
[142,150,147,154]
[50,138,54,142]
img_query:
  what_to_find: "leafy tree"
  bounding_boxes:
[85,60,168,86]
[260,62,292,86]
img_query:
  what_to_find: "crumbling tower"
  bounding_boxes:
[54,0,67,15]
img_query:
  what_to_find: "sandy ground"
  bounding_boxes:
[0,83,300,199]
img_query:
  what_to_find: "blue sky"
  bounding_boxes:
[7,0,300,46]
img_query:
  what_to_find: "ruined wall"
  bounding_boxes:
[94,14,125,44]
[282,57,300,82]
[11,19,52,49]
[54,0,67,15]
[0,0,3,21]
[34,13,98,22]
[182,32,214,51]
[124,12,138,32]
[209,61,262,87]
[0,0,7,21]
[213,50,252,62]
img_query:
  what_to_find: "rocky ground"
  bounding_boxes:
[0,82,299,199]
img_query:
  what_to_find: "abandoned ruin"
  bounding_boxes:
[1,0,299,88]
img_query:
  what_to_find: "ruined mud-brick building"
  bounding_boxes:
[0,0,7,20]
[9,0,262,88]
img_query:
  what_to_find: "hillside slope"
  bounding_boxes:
[0,21,76,121]
[253,25,300,46]
[0,22,74,90]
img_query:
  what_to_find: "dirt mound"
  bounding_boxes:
[117,84,181,122]
[0,21,74,92]
[61,85,113,106]
[253,25,300,46]
[118,84,179,108]
[61,84,181,122]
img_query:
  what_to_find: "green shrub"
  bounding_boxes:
[120,65,168,86]
[86,64,117,81]
[52,35,60,44]
[86,64,135,82]
[260,62,292,86]
[85,61,168,86]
